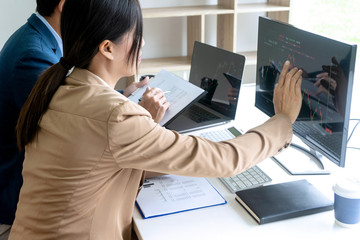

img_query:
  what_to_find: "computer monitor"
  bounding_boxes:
[255,17,357,174]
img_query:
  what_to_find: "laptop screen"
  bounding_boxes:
[189,41,245,120]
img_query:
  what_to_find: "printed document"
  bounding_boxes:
[136,175,226,219]
[128,69,205,126]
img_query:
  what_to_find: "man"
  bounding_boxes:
[0,1,65,238]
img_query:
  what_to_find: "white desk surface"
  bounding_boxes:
[133,84,360,240]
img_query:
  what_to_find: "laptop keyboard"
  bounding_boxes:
[183,104,220,123]
[200,128,272,193]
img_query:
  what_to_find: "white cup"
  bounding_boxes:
[332,177,360,227]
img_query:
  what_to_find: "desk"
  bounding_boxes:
[133,84,360,240]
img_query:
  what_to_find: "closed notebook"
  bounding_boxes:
[235,179,334,224]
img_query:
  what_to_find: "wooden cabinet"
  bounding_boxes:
[121,0,290,87]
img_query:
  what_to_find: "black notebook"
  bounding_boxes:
[235,179,333,224]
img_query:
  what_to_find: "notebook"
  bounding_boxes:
[235,179,334,224]
[165,41,246,133]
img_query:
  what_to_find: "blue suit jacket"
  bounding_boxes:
[0,14,62,224]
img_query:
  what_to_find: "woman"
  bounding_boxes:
[10,0,302,239]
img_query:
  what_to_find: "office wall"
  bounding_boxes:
[139,0,265,83]
[0,0,264,83]
[0,0,263,57]
[139,0,264,59]
[0,0,36,48]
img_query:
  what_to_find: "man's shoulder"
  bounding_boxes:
[0,21,59,87]
[1,14,58,58]
[0,21,59,76]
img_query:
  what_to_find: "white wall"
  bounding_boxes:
[0,0,264,83]
[1,0,264,57]
[0,0,36,48]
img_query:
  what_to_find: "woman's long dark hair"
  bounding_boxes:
[17,0,143,150]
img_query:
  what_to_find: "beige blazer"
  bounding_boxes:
[10,68,292,240]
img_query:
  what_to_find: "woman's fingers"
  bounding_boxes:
[139,88,170,123]
[278,60,290,88]
[273,60,303,123]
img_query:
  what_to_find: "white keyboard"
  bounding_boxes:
[200,127,272,193]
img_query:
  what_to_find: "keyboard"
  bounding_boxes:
[183,104,220,123]
[219,166,272,193]
[200,127,272,193]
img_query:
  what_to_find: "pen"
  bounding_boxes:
[143,183,154,188]
[138,90,171,102]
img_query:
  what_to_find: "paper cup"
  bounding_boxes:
[333,177,360,227]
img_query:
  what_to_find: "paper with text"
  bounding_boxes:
[128,69,205,126]
[136,175,226,219]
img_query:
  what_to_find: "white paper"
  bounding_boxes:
[136,175,226,218]
[128,69,205,126]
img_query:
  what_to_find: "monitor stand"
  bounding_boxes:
[272,143,331,175]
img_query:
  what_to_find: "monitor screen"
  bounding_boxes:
[255,17,357,167]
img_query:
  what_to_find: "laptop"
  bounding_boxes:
[164,42,272,193]
[165,41,246,133]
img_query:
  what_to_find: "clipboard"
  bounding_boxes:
[136,175,227,219]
